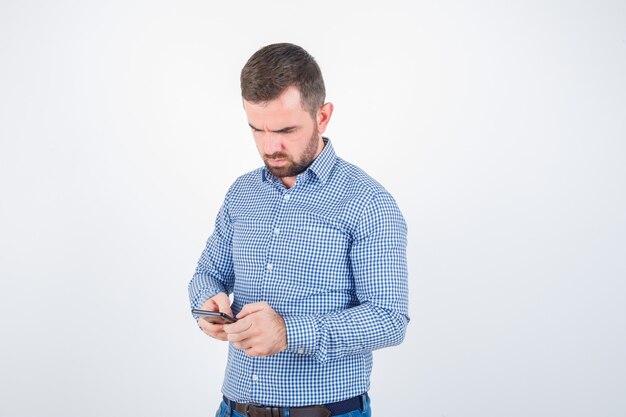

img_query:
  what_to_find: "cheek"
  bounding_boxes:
[290,132,311,151]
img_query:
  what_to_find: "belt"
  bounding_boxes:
[223,393,368,417]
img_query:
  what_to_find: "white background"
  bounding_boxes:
[1,1,625,416]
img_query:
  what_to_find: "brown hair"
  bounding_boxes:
[240,43,326,118]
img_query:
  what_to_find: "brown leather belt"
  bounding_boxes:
[224,393,367,417]
[233,403,329,417]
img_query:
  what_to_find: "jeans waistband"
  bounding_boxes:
[223,392,368,417]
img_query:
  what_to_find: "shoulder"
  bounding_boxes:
[331,157,390,199]
[224,167,265,197]
[232,167,264,188]
[327,158,405,228]
[216,167,268,213]
[331,160,406,240]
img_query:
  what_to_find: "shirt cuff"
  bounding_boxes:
[191,288,224,310]
[283,315,318,356]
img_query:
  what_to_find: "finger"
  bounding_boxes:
[233,338,257,351]
[199,321,228,341]
[226,327,254,342]
[212,331,228,341]
[198,318,211,332]
[236,302,267,319]
[245,347,262,357]
[232,341,249,350]
[213,293,234,317]
[199,297,219,312]
[224,318,252,335]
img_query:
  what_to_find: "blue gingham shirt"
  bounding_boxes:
[188,139,409,407]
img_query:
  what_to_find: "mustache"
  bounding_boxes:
[264,152,289,159]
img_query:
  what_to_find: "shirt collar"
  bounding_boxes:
[306,137,336,185]
[261,137,337,185]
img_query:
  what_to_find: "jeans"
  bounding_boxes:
[214,396,372,417]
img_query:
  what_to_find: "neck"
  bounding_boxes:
[281,176,296,189]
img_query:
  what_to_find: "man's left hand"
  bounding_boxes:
[224,302,287,357]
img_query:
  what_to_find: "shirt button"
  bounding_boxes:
[283,194,290,201]
[252,374,259,382]
[274,228,281,235]
[266,263,273,271]
[297,348,305,354]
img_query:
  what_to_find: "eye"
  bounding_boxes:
[277,127,296,134]
[248,123,263,133]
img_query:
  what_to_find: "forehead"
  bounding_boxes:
[243,86,310,127]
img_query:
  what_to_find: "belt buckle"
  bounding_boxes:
[244,402,262,417]
[245,403,282,417]
[268,406,281,417]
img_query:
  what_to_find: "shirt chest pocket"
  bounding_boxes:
[278,212,352,281]
[231,217,272,278]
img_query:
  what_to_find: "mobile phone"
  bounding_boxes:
[192,309,237,324]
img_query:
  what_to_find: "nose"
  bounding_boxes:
[261,132,282,155]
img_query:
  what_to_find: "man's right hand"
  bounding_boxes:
[197,292,233,341]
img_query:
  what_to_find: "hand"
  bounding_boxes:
[198,292,233,341]
[224,302,287,357]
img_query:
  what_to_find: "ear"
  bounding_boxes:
[316,102,334,134]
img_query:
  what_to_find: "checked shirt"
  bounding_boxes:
[188,139,409,407]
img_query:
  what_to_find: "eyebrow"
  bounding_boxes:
[248,123,298,133]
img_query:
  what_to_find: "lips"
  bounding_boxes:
[268,158,287,166]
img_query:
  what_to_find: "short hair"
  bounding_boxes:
[240,43,326,117]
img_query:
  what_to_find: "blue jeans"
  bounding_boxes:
[215,396,372,417]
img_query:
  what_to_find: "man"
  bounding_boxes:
[188,43,409,417]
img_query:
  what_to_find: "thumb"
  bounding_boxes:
[213,293,234,317]
[236,302,267,319]
[200,297,219,312]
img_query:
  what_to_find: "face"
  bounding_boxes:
[243,86,333,187]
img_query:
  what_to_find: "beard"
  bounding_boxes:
[263,126,321,178]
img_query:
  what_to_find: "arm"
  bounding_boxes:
[283,191,409,363]
[188,190,236,316]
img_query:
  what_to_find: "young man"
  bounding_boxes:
[189,43,409,417]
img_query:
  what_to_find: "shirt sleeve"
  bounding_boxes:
[283,191,410,363]
[188,189,236,310]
